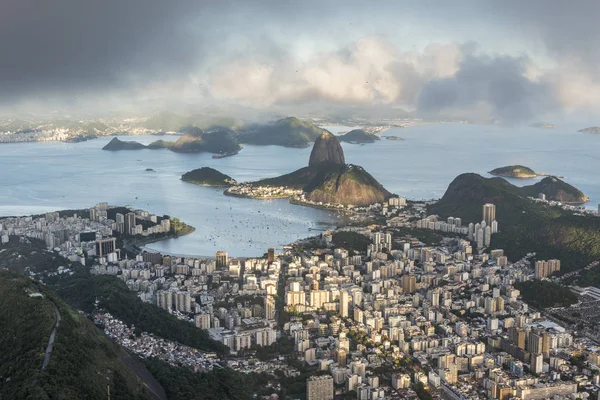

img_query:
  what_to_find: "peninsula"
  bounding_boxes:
[578,126,600,134]
[181,167,236,187]
[225,131,392,207]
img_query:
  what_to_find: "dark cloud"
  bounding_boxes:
[0,0,597,119]
[417,50,558,121]
[0,0,205,102]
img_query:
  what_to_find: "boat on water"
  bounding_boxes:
[212,150,239,159]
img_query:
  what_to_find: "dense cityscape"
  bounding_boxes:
[3,192,600,400]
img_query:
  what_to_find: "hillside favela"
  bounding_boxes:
[3,2,600,400]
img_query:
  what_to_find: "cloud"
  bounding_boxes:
[209,38,563,121]
[417,49,559,121]
[1,0,600,121]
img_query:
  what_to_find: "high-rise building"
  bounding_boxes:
[195,313,211,329]
[124,212,136,235]
[402,275,416,294]
[491,220,498,234]
[535,259,561,279]
[96,237,116,258]
[307,375,334,400]
[310,290,330,309]
[216,251,228,269]
[267,248,275,263]
[484,226,492,247]
[340,291,349,318]
[483,203,496,226]
[264,295,276,320]
[89,207,98,222]
[115,213,125,233]
[531,353,544,375]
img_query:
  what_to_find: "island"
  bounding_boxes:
[385,136,405,141]
[102,137,146,151]
[530,122,556,129]
[226,131,392,207]
[102,127,241,156]
[181,167,237,187]
[238,117,327,148]
[489,165,538,178]
[578,126,600,134]
[337,129,380,143]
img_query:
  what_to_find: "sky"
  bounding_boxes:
[2,0,600,122]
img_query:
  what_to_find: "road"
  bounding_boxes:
[41,299,62,371]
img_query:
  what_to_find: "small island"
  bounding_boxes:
[337,129,380,143]
[181,167,237,187]
[385,136,405,141]
[530,122,556,129]
[578,126,600,134]
[102,137,146,151]
[489,165,538,179]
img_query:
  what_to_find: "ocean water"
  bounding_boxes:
[0,123,598,256]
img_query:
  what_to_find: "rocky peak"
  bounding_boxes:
[308,131,345,167]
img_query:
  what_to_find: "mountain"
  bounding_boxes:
[182,167,237,186]
[489,165,538,178]
[578,126,600,134]
[156,127,240,154]
[141,112,238,132]
[429,173,600,275]
[146,139,174,149]
[521,176,589,204]
[309,131,346,166]
[246,130,390,206]
[102,137,146,151]
[239,117,327,148]
[304,164,392,206]
[252,165,325,190]
[337,129,380,143]
[0,271,159,399]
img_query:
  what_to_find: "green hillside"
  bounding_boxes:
[520,176,589,203]
[514,280,577,308]
[429,173,600,275]
[251,165,325,189]
[170,128,240,154]
[337,129,380,143]
[304,164,392,206]
[52,272,229,356]
[489,165,537,178]
[0,271,154,399]
[182,167,236,186]
[102,137,146,151]
[240,117,326,147]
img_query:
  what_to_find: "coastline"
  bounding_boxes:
[223,189,293,200]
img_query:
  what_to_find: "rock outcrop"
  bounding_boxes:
[308,131,346,167]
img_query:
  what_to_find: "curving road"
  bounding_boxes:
[41,299,61,371]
